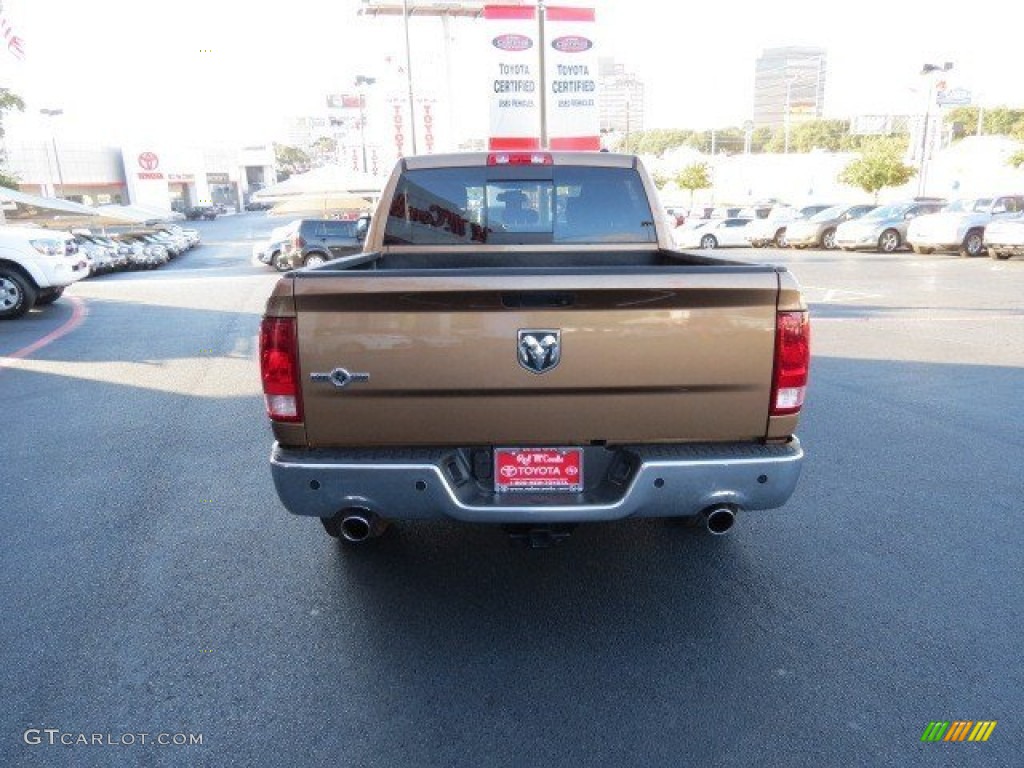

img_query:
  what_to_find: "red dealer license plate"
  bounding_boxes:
[494,448,583,493]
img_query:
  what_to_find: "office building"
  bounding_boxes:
[598,57,645,135]
[753,47,827,128]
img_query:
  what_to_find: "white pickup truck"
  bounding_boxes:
[0,226,88,319]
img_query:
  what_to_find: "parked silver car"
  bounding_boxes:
[785,203,877,249]
[745,204,835,247]
[834,199,946,253]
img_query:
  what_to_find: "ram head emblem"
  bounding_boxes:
[518,330,561,374]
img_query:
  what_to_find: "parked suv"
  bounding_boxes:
[0,227,89,319]
[186,205,218,221]
[907,195,1024,257]
[278,216,370,269]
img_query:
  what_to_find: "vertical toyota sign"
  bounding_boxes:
[486,4,541,150]
[544,6,599,150]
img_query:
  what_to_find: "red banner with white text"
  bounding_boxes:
[485,5,541,151]
[544,6,599,150]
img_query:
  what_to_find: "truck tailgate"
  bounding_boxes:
[291,269,780,447]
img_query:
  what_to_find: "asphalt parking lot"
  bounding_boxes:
[1,214,1021,767]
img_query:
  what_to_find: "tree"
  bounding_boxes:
[274,143,311,182]
[1009,150,1024,169]
[789,119,853,152]
[0,87,25,190]
[311,136,338,157]
[675,162,711,206]
[651,171,670,190]
[750,126,776,153]
[947,106,1024,141]
[617,129,693,156]
[839,137,917,202]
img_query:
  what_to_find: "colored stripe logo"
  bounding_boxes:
[921,721,997,742]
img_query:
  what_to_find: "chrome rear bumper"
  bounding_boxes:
[270,438,804,524]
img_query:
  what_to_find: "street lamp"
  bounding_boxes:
[354,75,376,174]
[783,76,797,154]
[401,0,418,154]
[40,108,66,198]
[917,62,953,196]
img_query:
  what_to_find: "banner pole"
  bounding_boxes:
[537,1,548,149]
[402,0,419,154]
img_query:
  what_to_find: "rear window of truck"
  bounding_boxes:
[383,166,657,246]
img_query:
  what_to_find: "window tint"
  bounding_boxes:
[383,166,656,246]
[323,221,358,237]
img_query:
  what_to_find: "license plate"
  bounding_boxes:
[494,447,583,493]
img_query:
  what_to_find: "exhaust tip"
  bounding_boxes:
[340,515,372,542]
[703,506,737,535]
[337,508,387,543]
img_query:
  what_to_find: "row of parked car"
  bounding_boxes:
[671,195,1024,259]
[71,225,202,276]
[252,216,370,272]
[0,223,201,320]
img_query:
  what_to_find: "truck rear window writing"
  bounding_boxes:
[383,167,657,246]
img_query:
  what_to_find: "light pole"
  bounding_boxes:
[355,75,376,174]
[918,62,953,196]
[401,0,418,154]
[624,99,631,153]
[783,75,797,154]
[40,108,66,198]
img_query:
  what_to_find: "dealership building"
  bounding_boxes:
[5,141,276,212]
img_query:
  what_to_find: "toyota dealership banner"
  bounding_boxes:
[485,4,542,150]
[543,6,599,150]
[485,4,598,151]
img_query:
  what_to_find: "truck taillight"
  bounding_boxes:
[260,317,303,423]
[770,311,810,416]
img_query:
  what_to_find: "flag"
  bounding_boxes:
[0,4,25,61]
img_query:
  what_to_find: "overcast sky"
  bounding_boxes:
[1,0,1019,149]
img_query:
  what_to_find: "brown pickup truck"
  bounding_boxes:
[260,151,809,545]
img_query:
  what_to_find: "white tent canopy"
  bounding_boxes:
[268,194,375,218]
[95,204,180,224]
[254,165,384,202]
[0,188,145,225]
[124,204,185,221]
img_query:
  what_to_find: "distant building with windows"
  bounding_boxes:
[283,117,333,151]
[5,141,275,212]
[598,57,645,135]
[753,46,827,128]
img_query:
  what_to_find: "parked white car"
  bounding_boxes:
[0,226,89,319]
[906,195,1024,257]
[675,218,753,249]
[983,213,1024,260]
